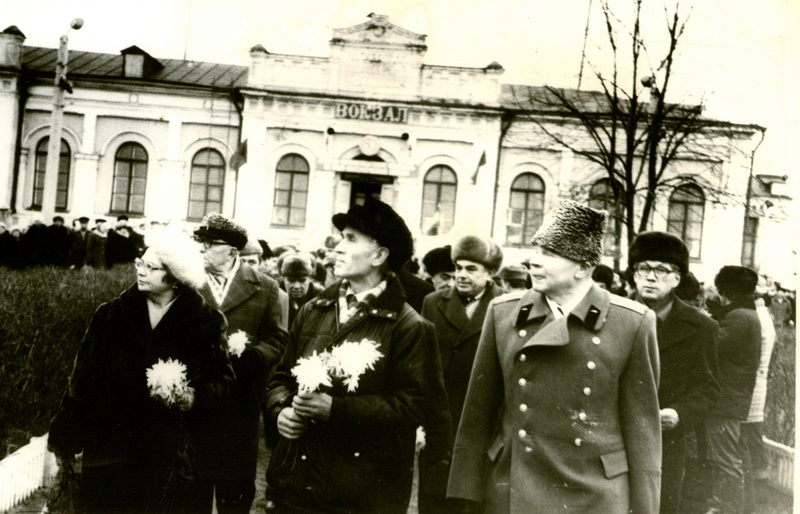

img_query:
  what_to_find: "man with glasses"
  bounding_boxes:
[192,213,287,514]
[629,231,720,514]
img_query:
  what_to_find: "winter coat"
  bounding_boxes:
[418,282,506,496]
[448,284,662,514]
[280,279,325,329]
[710,300,761,420]
[264,273,435,514]
[397,267,434,313]
[196,262,287,481]
[48,284,235,511]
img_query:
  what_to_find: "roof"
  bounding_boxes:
[22,46,248,89]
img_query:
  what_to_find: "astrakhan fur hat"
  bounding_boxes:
[145,228,206,290]
[531,200,607,265]
[193,212,248,250]
[451,236,503,273]
[628,231,689,275]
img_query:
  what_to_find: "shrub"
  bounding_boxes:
[764,323,795,447]
[0,265,135,456]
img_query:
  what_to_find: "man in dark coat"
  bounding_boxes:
[422,245,456,291]
[704,266,761,514]
[46,216,72,266]
[629,231,720,513]
[264,197,448,514]
[69,216,91,268]
[85,218,108,268]
[278,252,325,328]
[448,201,661,513]
[418,235,505,513]
[193,213,288,514]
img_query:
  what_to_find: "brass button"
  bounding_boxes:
[354,452,360,457]
[518,429,527,438]
[592,337,601,345]
[301,455,307,460]
[519,404,528,412]
[583,387,592,396]
[519,329,527,337]
[518,378,527,386]
[574,438,582,447]
[578,412,588,422]
[587,361,596,370]
[525,446,533,453]
[519,354,527,362]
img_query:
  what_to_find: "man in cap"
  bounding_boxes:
[84,218,108,268]
[422,245,456,291]
[239,238,290,329]
[264,197,448,514]
[629,231,720,513]
[418,235,505,513]
[448,200,661,513]
[192,213,287,514]
[278,251,325,327]
[47,215,72,266]
[497,264,532,293]
[69,216,91,268]
[703,266,761,514]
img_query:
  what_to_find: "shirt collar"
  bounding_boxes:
[546,279,594,318]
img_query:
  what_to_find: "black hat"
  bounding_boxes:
[332,197,413,271]
[77,216,90,224]
[422,245,455,276]
[52,216,64,223]
[280,253,315,279]
[452,236,503,273]
[117,214,129,222]
[95,218,107,224]
[499,264,529,282]
[193,212,248,250]
[258,239,273,260]
[628,231,689,275]
[715,265,758,296]
[531,200,607,265]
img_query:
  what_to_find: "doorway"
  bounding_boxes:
[341,172,395,208]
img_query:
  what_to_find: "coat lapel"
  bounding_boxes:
[439,288,470,332]
[220,265,260,313]
[455,284,505,348]
[658,298,698,350]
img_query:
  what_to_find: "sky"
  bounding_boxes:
[4,0,799,182]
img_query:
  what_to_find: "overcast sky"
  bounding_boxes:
[4,0,799,182]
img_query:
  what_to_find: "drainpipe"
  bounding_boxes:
[230,88,244,219]
[10,72,31,215]
[490,110,515,237]
[741,125,766,265]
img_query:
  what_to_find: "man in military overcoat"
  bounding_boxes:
[448,200,662,513]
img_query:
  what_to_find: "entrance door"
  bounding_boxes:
[349,180,383,207]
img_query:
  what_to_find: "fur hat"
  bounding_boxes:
[145,229,206,290]
[451,236,503,273]
[422,245,455,276]
[715,265,758,296]
[240,238,263,257]
[193,212,248,250]
[499,264,529,282]
[531,200,607,265]
[628,231,689,275]
[332,197,414,271]
[280,252,315,280]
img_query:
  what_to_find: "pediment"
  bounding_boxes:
[332,13,427,48]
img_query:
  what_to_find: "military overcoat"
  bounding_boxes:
[448,284,662,513]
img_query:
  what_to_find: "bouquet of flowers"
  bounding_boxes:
[146,358,189,407]
[291,338,383,394]
[227,330,250,358]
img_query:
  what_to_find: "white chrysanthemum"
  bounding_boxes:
[328,339,383,392]
[146,358,189,406]
[291,351,332,394]
[227,330,250,358]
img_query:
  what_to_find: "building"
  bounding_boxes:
[0,14,794,285]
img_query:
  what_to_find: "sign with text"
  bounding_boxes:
[335,102,409,124]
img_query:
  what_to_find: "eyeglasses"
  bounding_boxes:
[134,258,164,273]
[193,235,229,249]
[633,264,677,279]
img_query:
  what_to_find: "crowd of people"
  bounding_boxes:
[21,198,789,513]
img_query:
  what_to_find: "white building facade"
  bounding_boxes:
[0,15,794,285]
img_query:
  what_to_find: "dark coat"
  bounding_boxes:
[418,282,505,497]
[48,285,235,512]
[280,279,325,329]
[69,228,90,267]
[264,273,435,514]
[85,230,106,268]
[196,262,288,481]
[709,301,761,419]
[448,285,662,514]
[397,267,435,313]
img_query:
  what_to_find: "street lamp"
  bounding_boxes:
[42,18,83,218]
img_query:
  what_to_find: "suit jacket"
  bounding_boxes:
[196,262,288,480]
[657,297,720,428]
[448,284,662,514]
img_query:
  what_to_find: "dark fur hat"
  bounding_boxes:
[531,200,607,265]
[280,253,315,279]
[499,264,529,282]
[451,236,503,273]
[628,231,689,275]
[422,245,455,276]
[332,197,414,271]
[193,212,248,250]
[715,265,758,296]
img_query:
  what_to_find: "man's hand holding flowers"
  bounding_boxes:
[277,406,308,439]
[292,391,332,421]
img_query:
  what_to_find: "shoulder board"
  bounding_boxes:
[491,289,526,305]
[609,294,649,315]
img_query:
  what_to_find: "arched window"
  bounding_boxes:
[273,154,309,227]
[32,137,71,211]
[588,178,621,255]
[667,184,705,259]
[111,142,148,214]
[188,149,225,220]
[507,173,545,246]
[421,165,457,235]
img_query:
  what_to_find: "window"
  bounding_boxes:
[111,143,148,214]
[667,184,705,259]
[588,178,621,255]
[273,154,309,227]
[32,137,71,210]
[507,173,545,246]
[421,165,457,235]
[741,216,758,267]
[188,149,225,220]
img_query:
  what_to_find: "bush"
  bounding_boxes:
[764,323,795,447]
[0,265,135,456]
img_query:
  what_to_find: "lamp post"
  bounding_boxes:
[42,18,83,219]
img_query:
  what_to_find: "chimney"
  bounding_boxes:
[0,25,26,70]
